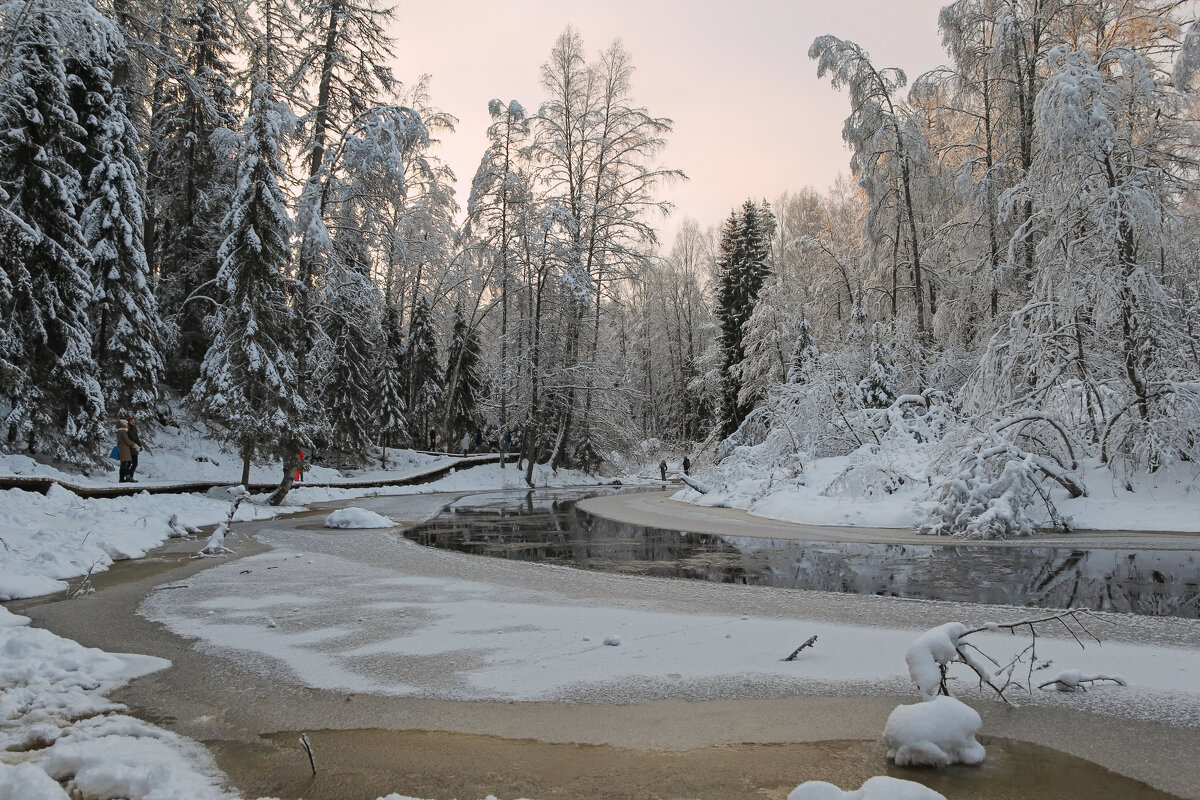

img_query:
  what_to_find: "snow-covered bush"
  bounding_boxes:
[883,695,985,767]
[919,413,1084,538]
[789,776,946,800]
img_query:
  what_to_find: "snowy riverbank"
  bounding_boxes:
[3,441,1198,799]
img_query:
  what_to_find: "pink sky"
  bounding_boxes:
[392,0,948,246]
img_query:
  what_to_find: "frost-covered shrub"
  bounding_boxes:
[883,695,986,767]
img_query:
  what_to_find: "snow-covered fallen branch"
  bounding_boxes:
[906,610,1114,704]
[1037,669,1126,692]
[679,473,710,494]
[167,514,202,539]
[196,487,248,557]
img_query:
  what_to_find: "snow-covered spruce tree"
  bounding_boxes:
[290,0,397,379]
[736,279,803,414]
[858,322,899,409]
[72,17,173,423]
[787,319,819,384]
[149,0,239,392]
[714,200,773,439]
[406,294,443,447]
[0,0,105,463]
[190,80,312,489]
[319,251,383,470]
[374,304,408,462]
[443,302,483,445]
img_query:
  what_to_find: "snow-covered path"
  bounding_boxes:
[579,490,1200,549]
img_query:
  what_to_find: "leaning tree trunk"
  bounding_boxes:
[268,453,298,506]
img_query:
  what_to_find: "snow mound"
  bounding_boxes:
[789,775,947,799]
[883,695,986,767]
[0,762,71,800]
[324,508,396,529]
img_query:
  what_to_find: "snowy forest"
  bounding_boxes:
[2,0,1199,533]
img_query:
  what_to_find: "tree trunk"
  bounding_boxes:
[268,455,297,506]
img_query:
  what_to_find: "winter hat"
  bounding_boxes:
[126,416,135,422]
[117,419,128,429]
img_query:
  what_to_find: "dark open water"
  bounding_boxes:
[399,488,1199,618]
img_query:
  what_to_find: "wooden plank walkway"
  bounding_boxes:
[0,453,506,499]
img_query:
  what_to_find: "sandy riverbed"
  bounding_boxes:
[16,489,1200,800]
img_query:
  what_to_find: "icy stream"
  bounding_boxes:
[400,488,1200,618]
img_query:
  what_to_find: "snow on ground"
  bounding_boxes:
[1,421,1196,799]
[0,443,606,602]
[0,605,238,800]
[324,507,396,529]
[790,776,947,800]
[0,430,631,799]
[140,525,1200,719]
[0,485,300,601]
[678,448,1200,533]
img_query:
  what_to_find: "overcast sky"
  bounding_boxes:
[392,0,949,246]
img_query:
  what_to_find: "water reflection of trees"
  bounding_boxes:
[404,498,1199,618]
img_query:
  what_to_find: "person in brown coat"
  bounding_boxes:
[116,419,140,483]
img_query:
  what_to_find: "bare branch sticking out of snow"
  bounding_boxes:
[783,635,818,661]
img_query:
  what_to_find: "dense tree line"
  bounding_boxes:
[0,2,682,490]
[5,0,1197,523]
[632,0,1200,537]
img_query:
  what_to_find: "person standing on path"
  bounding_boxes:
[682,456,691,476]
[116,419,140,482]
[126,416,145,482]
[461,432,471,457]
[659,459,667,482]
[501,427,511,468]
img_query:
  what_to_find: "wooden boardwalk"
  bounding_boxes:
[0,453,505,499]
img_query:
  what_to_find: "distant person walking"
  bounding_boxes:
[295,450,305,482]
[125,416,144,482]
[682,456,691,476]
[659,459,667,482]
[474,427,483,454]
[461,432,471,457]
[116,419,140,483]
